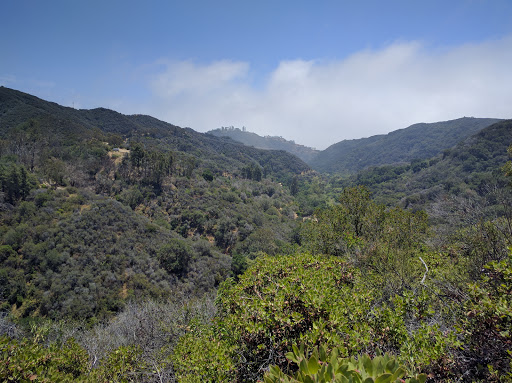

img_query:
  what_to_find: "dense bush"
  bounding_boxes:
[1,89,512,382]
[0,336,89,382]
[301,186,429,297]
[457,250,512,381]
[209,250,458,381]
[264,344,427,383]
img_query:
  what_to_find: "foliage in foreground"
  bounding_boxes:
[457,251,512,381]
[171,323,235,383]
[0,336,88,382]
[301,186,430,298]
[180,249,457,382]
[171,186,512,381]
[0,335,148,382]
[264,344,427,383]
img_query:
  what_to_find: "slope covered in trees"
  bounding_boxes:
[0,87,310,183]
[336,119,512,211]
[0,87,312,322]
[311,117,501,174]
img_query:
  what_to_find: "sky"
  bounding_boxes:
[2,0,512,150]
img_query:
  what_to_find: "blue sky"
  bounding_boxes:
[2,0,512,149]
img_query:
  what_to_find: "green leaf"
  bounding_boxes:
[411,374,428,383]
[390,367,405,381]
[375,373,392,383]
[270,365,282,376]
[308,354,321,375]
[286,351,298,363]
[319,345,328,362]
[300,358,309,374]
[362,354,373,376]
[384,359,397,373]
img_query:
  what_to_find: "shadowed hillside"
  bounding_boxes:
[311,117,501,174]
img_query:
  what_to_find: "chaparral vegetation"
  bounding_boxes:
[0,87,511,382]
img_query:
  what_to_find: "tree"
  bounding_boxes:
[290,176,299,196]
[242,165,252,180]
[157,239,192,276]
[45,158,66,185]
[18,166,30,200]
[130,142,145,168]
[301,186,429,296]
[183,157,196,178]
[0,164,32,204]
[202,169,214,182]
[252,164,262,182]
[5,166,19,204]
[503,144,512,181]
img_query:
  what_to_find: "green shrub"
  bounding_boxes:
[215,252,460,381]
[171,323,234,383]
[216,252,372,381]
[157,239,193,275]
[91,345,146,383]
[458,249,512,381]
[264,344,427,383]
[202,169,214,182]
[0,336,88,382]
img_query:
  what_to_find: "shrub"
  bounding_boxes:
[202,169,214,182]
[216,253,371,381]
[171,323,234,383]
[264,344,427,383]
[214,252,460,381]
[90,345,146,383]
[157,239,193,275]
[457,249,512,381]
[0,336,88,382]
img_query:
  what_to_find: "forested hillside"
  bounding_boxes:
[337,120,512,210]
[0,87,310,322]
[0,87,310,182]
[207,126,320,163]
[0,87,511,382]
[311,117,501,174]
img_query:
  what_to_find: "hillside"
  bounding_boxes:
[311,117,501,174]
[336,119,512,213]
[1,87,512,382]
[207,126,320,163]
[0,87,310,181]
[0,87,311,320]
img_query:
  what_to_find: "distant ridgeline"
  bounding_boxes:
[208,118,503,176]
[336,119,512,211]
[310,117,503,175]
[207,126,320,164]
[0,87,310,182]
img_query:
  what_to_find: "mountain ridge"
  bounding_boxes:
[310,117,502,174]
[0,86,310,181]
[207,126,320,163]
[204,112,503,176]
[337,119,512,211]
[0,86,311,321]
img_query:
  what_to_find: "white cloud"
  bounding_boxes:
[151,60,250,98]
[147,36,512,150]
